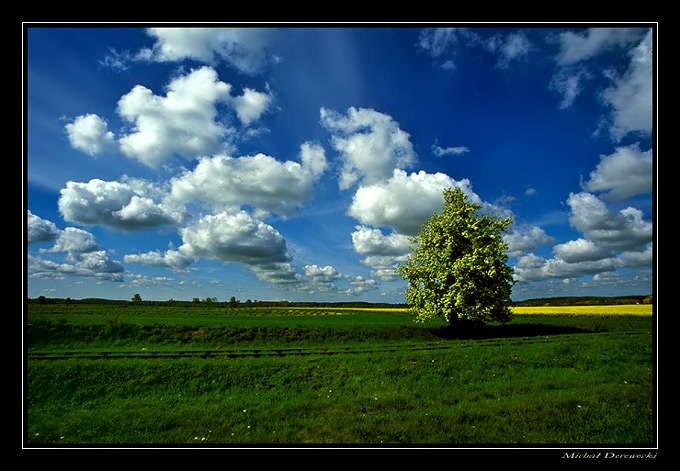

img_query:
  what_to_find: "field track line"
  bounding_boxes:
[27,331,645,360]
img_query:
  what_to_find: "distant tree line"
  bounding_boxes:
[26,295,409,309]
[27,294,651,308]
[512,295,652,307]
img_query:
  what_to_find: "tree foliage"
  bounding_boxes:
[397,188,515,327]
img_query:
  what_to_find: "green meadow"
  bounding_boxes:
[25,303,654,446]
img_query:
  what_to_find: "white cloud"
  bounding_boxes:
[346,276,377,290]
[124,249,196,271]
[42,227,99,261]
[555,28,647,66]
[27,211,60,243]
[122,273,176,290]
[139,28,279,75]
[347,169,480,236]
[230,87,273,125]
[513,241,653,283]
[418,28,466,60]
[515,256,620,282]
[68,67,275,166]
[511,191,653,283]
[65,114,118,156]
[299,141,328,179]
[58,178,186,231]
[178,211,290,266]
[550,28,652,140]
[344,274,378,293]
[77,250,126,275]
[504,224,555,258]
[567,192,652,251]
[169,142,326,216]
[249,262,303,287]
[418,28,530,70]
[581,144,652,201]
[350,225,411,281]
[320,107,417,189]
[432,143,470,157]
[484,31,531,68]
[600,30,653,140]
[28,255,78,280]
[549,67,592,109]
[303,264,341,282]
[616,242,653,268]
[28,252,125,283]
[116,66,234,167]
[552,238,613,263]
[302,264,342,291]
[27,212,127,282]
[351,225,411,256]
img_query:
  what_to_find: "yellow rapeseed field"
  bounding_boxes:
[273,304,652,316]
[511,304,652,316]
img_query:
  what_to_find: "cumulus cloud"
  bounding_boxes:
[511,191,653,283]
[178,211,290,266]
[303,264,341,281]
[28,211,119,267]
[169,142,326,216]
[28,253,125,282]
[124,248,196,271]
[68,67,274,167]
[616,242,653,268]
[302,264,342,291]
[42,227,99,261]
[77,250,126,276]
[504,224,555,258]
[351,225,411,256]
[65,114,118,156]
[27,211,60,243]
[350,225,411,281]
[230,87,273,125]
[320,107,417,189]
[138,28,279,75]
[567,192,652,251]
[512,242,652,283]
[249,262,303,288]
[116,66,234,167]
[344,274,378,293]
[513,254,618,282]
[347,169,480,236]
[58,178,186,231]
[27,210,127,281]
[581,144,652,201]
[552,238,614,263]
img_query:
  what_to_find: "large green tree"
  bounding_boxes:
[397,188,515,328]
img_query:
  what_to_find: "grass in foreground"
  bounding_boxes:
[25,306,654,446]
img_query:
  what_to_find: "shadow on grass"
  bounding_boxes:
[431,322,592,341]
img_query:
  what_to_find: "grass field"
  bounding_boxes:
[24,303,655,447]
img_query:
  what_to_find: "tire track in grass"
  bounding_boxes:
[27,332,644,360]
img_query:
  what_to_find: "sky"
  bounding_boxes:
[24,24,655,303]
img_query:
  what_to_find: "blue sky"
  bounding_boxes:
[25,25,655,302]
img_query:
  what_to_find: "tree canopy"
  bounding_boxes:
[397,187,515,327]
